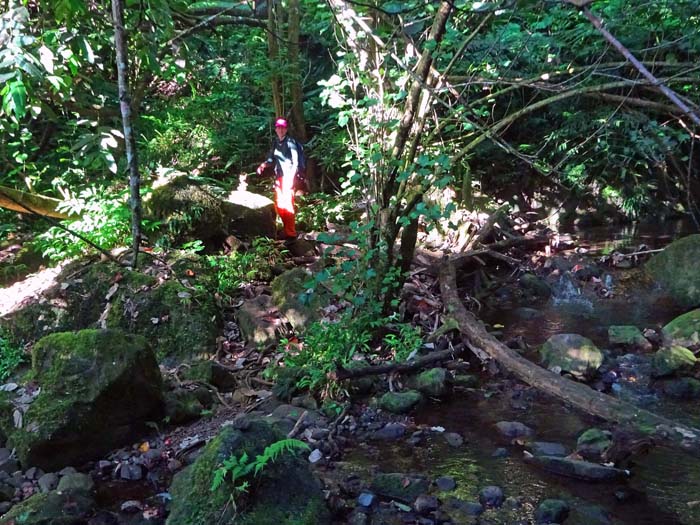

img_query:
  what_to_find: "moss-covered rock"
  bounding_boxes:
[0,489,95,525]
[146,176,275,246]
[0,329,163,470]
[166,418,329,525]
[237,295,279,347]
[576,428,612,462]
[608,325,652,351]
[1,258,222,363]
[369,473,430,503]
[646,234,700,308]
[164,385,214,424]
[535,498,570,524]
[539,333,603,379]
[0,243,47,286]
[519,273,551,298]
[453,374,479,388]
[270,267,332,333]
[378,390,423,414]
[651,345,697,378]
[662,309,700,349]
[407,368,450,397]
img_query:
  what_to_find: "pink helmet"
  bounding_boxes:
[275,117,288,128]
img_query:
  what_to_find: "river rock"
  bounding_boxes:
[369,473,430,503]
[529,441,567,457]
[519,273,552,298]
[167,418,329,525]
[540,333,603,379]
[662,309,700,349]
[525,454,628,481]
[535,498,570,524]
[407,368,450,397]
[414,494,438,514]
[0,329,163,471]
[495,421,534,439]
[435,476,456,492]
[56,472,94,493]
[372,422,406,440]
[651,345,697,378]
[444,497,483,517]
[646,234,700,308]
[237,294,279,347]
[576,428,612,461]
[478,485,504,508]
[608,325,652,351]
[379,391,423,414]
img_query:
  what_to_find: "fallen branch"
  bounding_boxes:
[439,258,700,451]
[334,345,464,381]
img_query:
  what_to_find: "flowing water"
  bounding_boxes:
[356,220,700,524]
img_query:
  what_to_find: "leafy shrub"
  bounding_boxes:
[0,329,25,381]
[207,238,283,294]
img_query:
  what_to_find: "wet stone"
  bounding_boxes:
[414,494,438,514]
[445,497,483,516]
[0,459,19,475]
[357,491,375,507]
[24,466,44,480]
[491,447,509,458]
[0,449,11,463]
[495,421,534,439]
[120,499,143,513]
[535,498,570,524]
[57,472,94,493]
[38,472,59,493]
[118,463,143,481]
[444,432,464,447]
[479,485,504,508]
[435,476,456,492]
[530,441,567,457]
[0,501,11,514]
[373,422,407,440]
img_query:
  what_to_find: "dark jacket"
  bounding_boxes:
[266,135,300,177]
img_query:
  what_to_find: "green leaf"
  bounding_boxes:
[6,80,27,119]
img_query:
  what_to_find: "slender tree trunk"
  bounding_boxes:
[111,0,142,268]
[267,0,284,117]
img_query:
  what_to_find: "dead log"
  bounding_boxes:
[439,259,700,450]
[334,345,464,381]
[0,186,77,219]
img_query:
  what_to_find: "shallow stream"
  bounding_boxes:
[354,221,700,524]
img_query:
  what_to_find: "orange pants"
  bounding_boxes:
[274,175,296,238]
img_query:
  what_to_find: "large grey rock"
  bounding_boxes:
[540,333,603,379]
[0,329,163,471]
[0,489,95,524]
[270,267,332,332]
[146,176,275,244]
[646,234,700,308]
[237,294,279,347]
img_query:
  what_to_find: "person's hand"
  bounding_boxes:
[256,163,267,175]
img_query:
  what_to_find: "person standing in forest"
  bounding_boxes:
[257,117,301,241]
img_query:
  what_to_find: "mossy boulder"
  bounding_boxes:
[369,473,430,503]
[662,309,700,349]
[540,333,603,379]
[535,499,570,524]
[0,243,47,286]
[646,234,700,308]
[379,390,423,414]
[407,368,450,397]
[608,325,652,351]
[146,176,275,246]
[166,418,329,525]
[164,385,214,424]
[651,345,697,378]
[519,273,551,298]
[0,329,163,471]
[0,488,95,525]
[576,428,612,461]
[270,267,332,333]
[1,257,221,363]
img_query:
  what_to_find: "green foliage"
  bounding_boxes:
[207,238,283,295]
[294,193,357,232]
[32,188,129,261]
[210,438,309,510]
[383,322,423,362]
[0,329,25,381]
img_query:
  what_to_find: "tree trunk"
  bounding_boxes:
[267,0,284,118]
[439,259,700,451]
[112,0,142,268]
